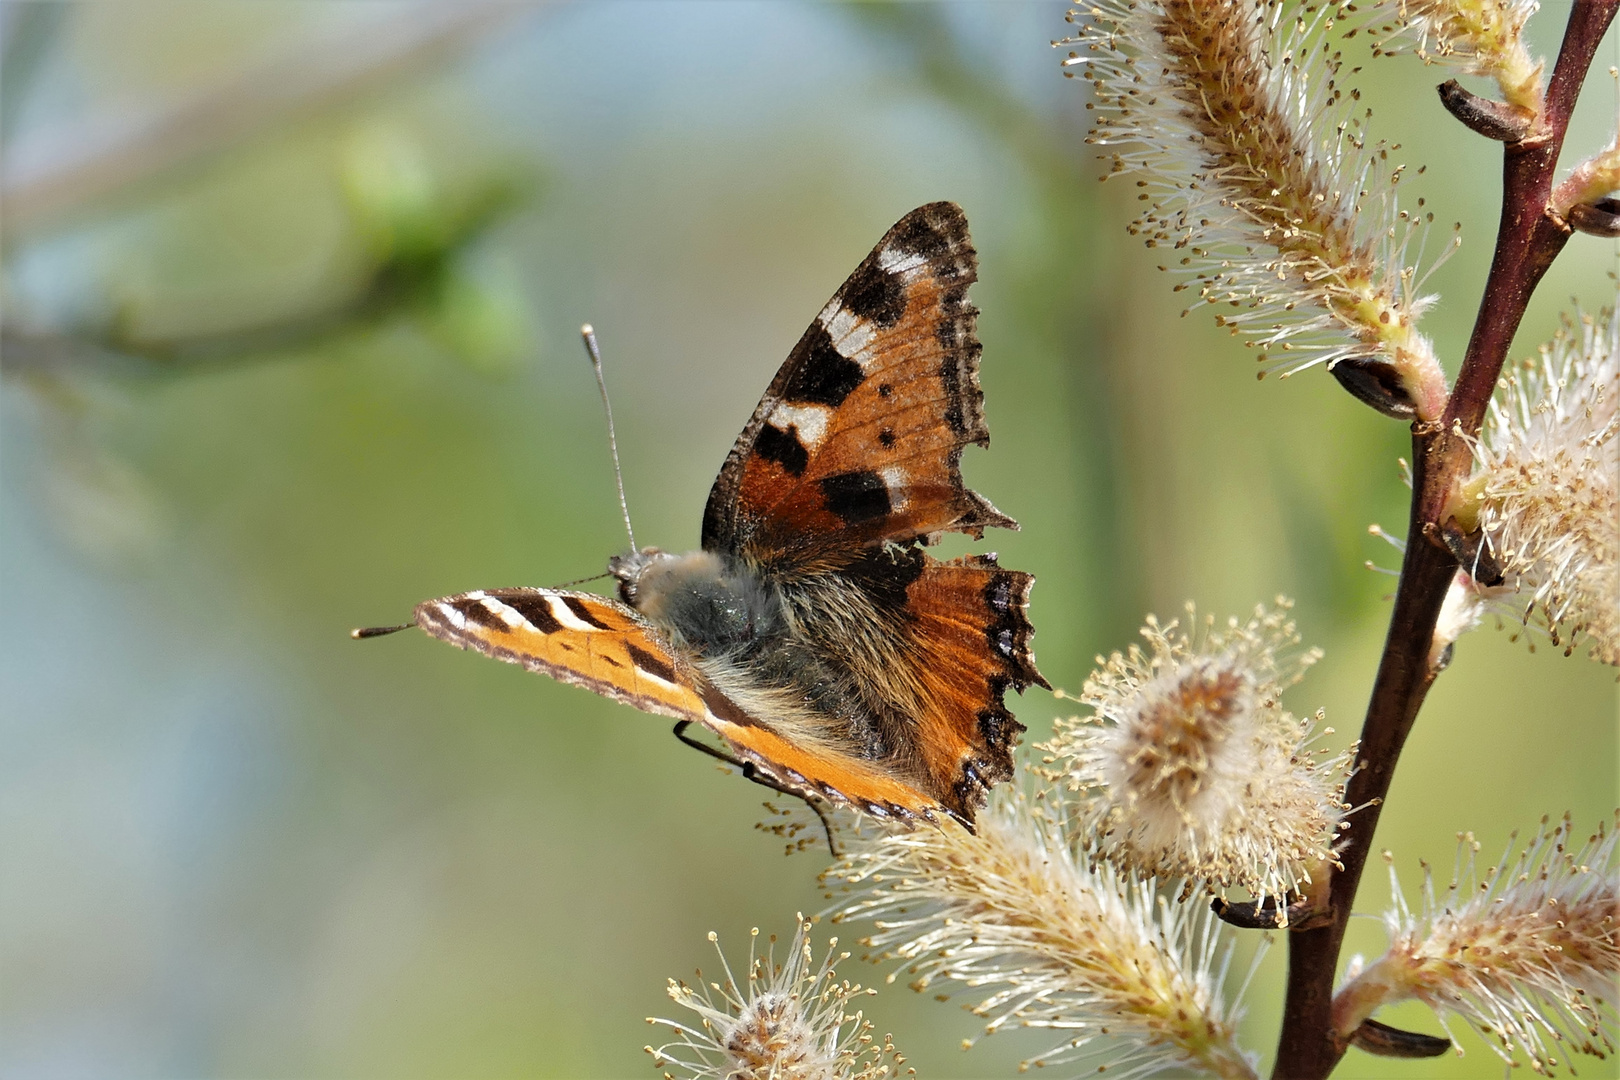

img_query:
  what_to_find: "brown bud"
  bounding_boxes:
[1437,80,1536,142]
[1211,894,1333,931]
[1438,521,1504,586]
[1330,356,1419,420]
[1350,1019,1451,1059]
[1568,197,1620,238]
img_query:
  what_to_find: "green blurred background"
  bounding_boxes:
[1,3,1614,1076]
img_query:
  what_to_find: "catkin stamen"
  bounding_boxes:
[1067,1,1451,417]
[1335,815,1620,1074]
[827,784,1261,1079]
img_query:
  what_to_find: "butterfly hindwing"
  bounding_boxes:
[901,553,1048,819]
[413,588,707,724]
[702,202,1015,562]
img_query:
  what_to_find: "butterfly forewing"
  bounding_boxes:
[702,202,1015,562]
[695,686,952,821]
[414,585,960,822]
[413,588,707,723]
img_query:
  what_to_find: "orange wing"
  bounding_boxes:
[902,554,1049,820]
[413,588,709,723]
[696,687,953,824]
[702,202,1015,564]
[411,587,955,822]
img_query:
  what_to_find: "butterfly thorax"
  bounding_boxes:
[614,547,903,760]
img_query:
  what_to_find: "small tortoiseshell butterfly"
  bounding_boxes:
[358,203,1047,827]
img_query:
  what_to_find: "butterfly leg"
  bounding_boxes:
[670,721,840,858]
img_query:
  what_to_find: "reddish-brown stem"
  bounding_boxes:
[1270,3,1618,1078]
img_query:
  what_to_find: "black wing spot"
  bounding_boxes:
[878,427,896,448]
[877,383,893,397]
[976,698,1023,755]
[980,573,1047,689]
[838,262,906,328]
[995,628,1016,658]
[562,596,612,629]
[888,206,959,262]
[985,574,1014,615]
[940,357,966,435]
[626,642,677,684]
[783,323,865,407]
[698,685,761,729]
[819,470,891,526]
[842,544,926,619]
[952,757,995,812]
[457,600,509,632]
[754,423,809,477]
[502,595,563,634]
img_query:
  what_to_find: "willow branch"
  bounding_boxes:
[0,1,528,235]
[1271,3,1620,1077]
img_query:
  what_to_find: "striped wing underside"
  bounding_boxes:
[413,587,949,820]
[415,587,705,721]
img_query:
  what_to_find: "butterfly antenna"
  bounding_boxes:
[351,622,412,639]
[550,570,612,589]
[581,324,638,552]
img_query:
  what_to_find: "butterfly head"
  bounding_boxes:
[607,546,671,606]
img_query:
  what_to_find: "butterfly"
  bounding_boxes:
[356,202,1047,828]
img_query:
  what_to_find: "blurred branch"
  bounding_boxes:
[1,172,527,377]
[1,329,148,378]
[0,0,532,236]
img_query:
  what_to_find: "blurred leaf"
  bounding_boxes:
[414,253,534,377]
